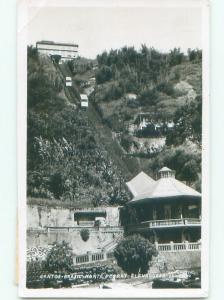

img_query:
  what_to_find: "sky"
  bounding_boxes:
[27,5,202,59]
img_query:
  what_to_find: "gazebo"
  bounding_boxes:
[125,167,201,244]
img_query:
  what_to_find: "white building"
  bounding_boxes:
[36,41,78,61]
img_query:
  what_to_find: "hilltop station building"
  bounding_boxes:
[36,40,78,62]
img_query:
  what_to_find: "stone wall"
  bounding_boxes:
[151,251,201,272]
[27,205,123,255]
[27,205,120,229]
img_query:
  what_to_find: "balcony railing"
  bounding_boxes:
[156,241,201,252]
[128,218,201,231]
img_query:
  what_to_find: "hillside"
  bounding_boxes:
[68,46,202,190]
[27,47,131,208]
[27,45,202,209]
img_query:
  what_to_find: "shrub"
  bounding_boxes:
[48,173,64,199]
[80,229,90,242]
[96,66,113,84]
[104,83,123,101]
[139,88,158,106]
[26,260,45,288]
[114,235,158,275]
[120,135,133,152]
[156,82,174,96]
[44,241,74,273]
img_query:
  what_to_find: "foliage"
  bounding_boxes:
[67,57,94,75]
[27,260,45,284]
[148,146,201,186]
[166,95,202,146]
[156,81,175,96]
[48,172,64,199]
[80,229,90,242]
[27,45,38,60]
[168,48,184,66]
[96,65,113,84]
[27,47,130,206]
[187,49,202,62]
[114,235,157,275]
[103,83,123,101]
[27,262,117,288]
[139,88,159,106]
[44,241,74,273]
[120,135,133,152]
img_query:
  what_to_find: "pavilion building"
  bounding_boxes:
[125,167,201,244]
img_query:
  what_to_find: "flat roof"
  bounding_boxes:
[36,41,78,47]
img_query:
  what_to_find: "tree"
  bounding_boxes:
[168,48,184,66]
[44,241,74,273]
[114,235,157,275]
[166,95,202,146]
[80,229,90,242]
[139,88,158,106]
[96,66,113,84]
[48,172,64,199]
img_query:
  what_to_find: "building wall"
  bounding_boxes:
[27,205,123,255]
[36,42,78,60]
[27,205,120,229]
[27,227,123,255]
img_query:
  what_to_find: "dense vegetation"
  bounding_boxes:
[27,43,202,208]
[114,235,158,275]
[89,46,202,189]
[27,241,117,288]
[27,46,129,206]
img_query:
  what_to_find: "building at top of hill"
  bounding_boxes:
[124,167,201,244]
[36,40,78,61]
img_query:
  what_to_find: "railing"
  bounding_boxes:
[156,241,201,252]
[46,226,123,233]
[73,250,114,265]
[128,218,201,231]
[75,254,89,264]
[73,241,201,265]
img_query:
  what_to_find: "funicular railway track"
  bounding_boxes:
[54,61,137,181]
[54,62,79,105]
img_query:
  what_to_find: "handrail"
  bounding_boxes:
[133,218,201,228]
[156,241,201,252]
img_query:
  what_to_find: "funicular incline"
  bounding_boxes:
[54,62,79,105]
[54,61,137,181]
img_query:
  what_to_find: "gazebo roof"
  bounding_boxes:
[158,166,172,172]
[126,171,155,197]
[127,167,201,205]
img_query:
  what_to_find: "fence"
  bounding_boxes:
[74,251,114,265]
[156,241,201,252]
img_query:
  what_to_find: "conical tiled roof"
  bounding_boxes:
[126,171,155,197]
[127,167,201,205]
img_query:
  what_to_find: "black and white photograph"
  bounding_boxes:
[18,0,209,297]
